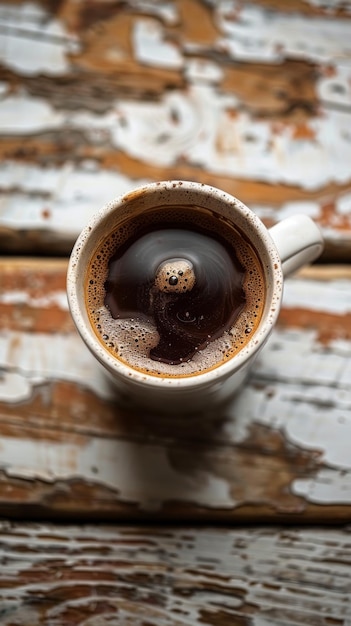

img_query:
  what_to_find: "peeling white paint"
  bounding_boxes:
[0,81,8,97]
[336,191,351,215]
[133,18,183,69]
[227,368,351,456]
[306,0,351,13]
[185,58,223,84]
[222,274,351,503]
[317,61,351,109]
[1,85,351,191]
[130,1,351,113]
[0,331,115,402]
[130,0,179,25]
[0,371,35,402]
[293,469,351,504]
[212,1,351,64]
[282,277,351,314]
[0,274,350,506]
[254,197,351,243]
[0,161,150,235]
[254,201,322,222]
[246,376,351,469]
[112,86,351,190]
[0,435,235,511]
[112,86,214,168]
[0,2,78,76]
[0,289,68,310]
[1,158,348,246]
[255,328,351,387]
[1,524,350,626]
[0,93,64,134]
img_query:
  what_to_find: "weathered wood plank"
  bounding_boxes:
[0,522,350,625]
[0,0,351,256]
[0,259,350,521]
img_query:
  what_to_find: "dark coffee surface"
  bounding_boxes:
[104,227,245,365]
[86,205,265,377]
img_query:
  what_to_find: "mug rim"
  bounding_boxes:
[67,180,284,391]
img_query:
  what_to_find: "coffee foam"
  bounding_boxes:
[86,205,265,377]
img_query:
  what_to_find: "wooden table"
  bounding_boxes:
[1,1,351,623]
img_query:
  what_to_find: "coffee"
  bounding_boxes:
[86,205,265,377]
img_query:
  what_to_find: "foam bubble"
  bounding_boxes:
[154,259,196,293]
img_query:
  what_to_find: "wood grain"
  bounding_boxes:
[0,0,350,257]
[0,259,350,521]
[0,522,351,626]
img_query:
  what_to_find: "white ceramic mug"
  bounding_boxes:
[67,181,323,414]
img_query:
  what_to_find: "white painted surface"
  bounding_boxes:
[0,330,114,401]
[113,90,351,189]
[280,279,351,313]
[0,93,64,134]
[1,436,235,511]
[0,0,351,512]
[0,2,78,76]
[130,0,179,25]
[1,157,349,247]
[133,18,183,69]
[0,161,150,235]
[1,87,351,194]
[0,275,350,507]
[0,371,33,402]
[0,289,68,310]
[293,469,351,504]
[0,1,349,249]
[213,1,351,64]
[306,0,351,13]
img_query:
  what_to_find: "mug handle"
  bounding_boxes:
[268,214,324,277]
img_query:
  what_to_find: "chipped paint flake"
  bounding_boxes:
[0,371,35,402]
[0,94,63,134]
[0,2,78,76]
[185,58,223,84]
[133,18,183,69]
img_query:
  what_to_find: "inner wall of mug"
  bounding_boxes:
[68,181,283,388]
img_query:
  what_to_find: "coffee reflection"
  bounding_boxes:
[104,227,246,365]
